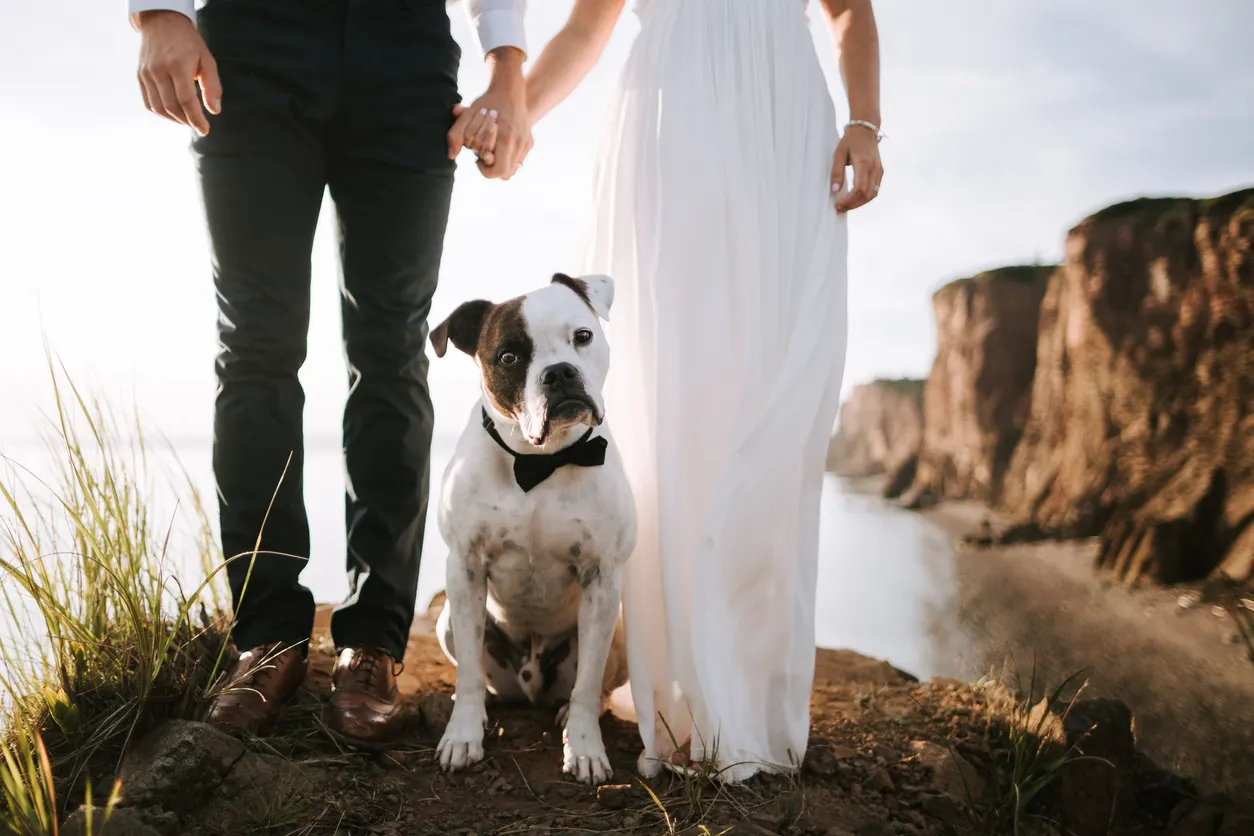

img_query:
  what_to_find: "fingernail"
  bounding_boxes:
[832,181,841,193]
[488,109,498,118]
[479,108,488,116]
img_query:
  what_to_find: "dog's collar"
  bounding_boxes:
[481,407,608,492]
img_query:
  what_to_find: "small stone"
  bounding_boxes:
[832,745,859,760]
[419,693,455,732]
[1218,812,1254,836]
[909,741,985,803]
[596,783,635,810]
[854,822,894,836]
[1177,591,1202,609]
[545,781,582,800]
[804,746,839,776]
[871,744,898,763]
[866,769,895,793]
[920,794,964,827]
[1170,802,1222,836]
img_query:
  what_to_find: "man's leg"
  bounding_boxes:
[321,0,460,747]
[327,1,460,661]
[193,0,337,657]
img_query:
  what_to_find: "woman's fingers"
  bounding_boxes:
[836,157,883,213]
[480,120,499,160]
[461,108,490,152]
[830,137,851,196]
[469,109,497,155]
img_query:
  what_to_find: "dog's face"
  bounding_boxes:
[431,274,614,446]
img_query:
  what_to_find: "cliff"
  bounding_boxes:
[1002,188,1254,584]
[826,378,924,477]
[905,266,1054,507]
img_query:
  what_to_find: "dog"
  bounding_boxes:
[429,273,635,785]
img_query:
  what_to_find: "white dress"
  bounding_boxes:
[582,0,849,781]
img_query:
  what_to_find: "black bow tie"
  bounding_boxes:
[481,408,608,492]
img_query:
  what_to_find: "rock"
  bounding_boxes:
[831,746,859,760]
[883,454,919,501]
[596,783,635,810]
[909,265,1054,505]
[62,806,164,836]
[854,823,894,836]
[908,741,985,803]
[194,749,312,835]
[1057,694,1140,834]
[920,793,964,827]
[866,769,895,793]
[1217,812,1254,836]
[804,746,840,776]
[827,379,925,478]
[871,744,898,763]
[1000,188,1254,585]
[420,692,455,732]
[1170,801,1223,836]
[118,721,244,814]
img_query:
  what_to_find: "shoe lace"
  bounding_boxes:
[346,648,404,684]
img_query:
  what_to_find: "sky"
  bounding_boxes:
[2,0,1253,451]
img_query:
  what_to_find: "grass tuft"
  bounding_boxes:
[974,661,1110,835]
[1,363,229,832]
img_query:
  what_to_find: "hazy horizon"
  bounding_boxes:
[3,0,1253,448]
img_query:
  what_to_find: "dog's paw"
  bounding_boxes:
[561,707,612,785]
[636,749,664,779]
[436,704,487,773]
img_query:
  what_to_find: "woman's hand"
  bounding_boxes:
[831,124,883,212]
[452,105,500,168]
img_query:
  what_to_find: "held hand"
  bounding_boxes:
[451,105,500,168]
[446,48,532,180]
[136,10,221,136]
[831,124,883,213]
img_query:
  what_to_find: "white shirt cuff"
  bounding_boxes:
[471,9,527,58]
[128,0,196,28]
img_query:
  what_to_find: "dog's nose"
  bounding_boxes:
[540,362,579,389]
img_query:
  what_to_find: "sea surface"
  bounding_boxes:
[1,435,970,680]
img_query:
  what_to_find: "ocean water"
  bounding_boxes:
[0,434,968,681]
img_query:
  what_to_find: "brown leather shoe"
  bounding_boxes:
[203,642,306,736]
[323,646,408,749]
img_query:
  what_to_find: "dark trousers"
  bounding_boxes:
[192,0,461,661]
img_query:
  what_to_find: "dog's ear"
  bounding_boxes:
[431,300,493,358]
[552,273,614,321]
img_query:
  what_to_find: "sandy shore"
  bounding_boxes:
[921,500,1254,801]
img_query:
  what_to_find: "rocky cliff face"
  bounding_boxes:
[827,379,924,477]
[1002,189,1254,584]
[906,266,1054,506]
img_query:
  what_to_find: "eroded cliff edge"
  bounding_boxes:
[1002,189,1254,584]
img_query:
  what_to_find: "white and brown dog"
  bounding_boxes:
[429,273,634,785]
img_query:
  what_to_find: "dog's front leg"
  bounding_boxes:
[437,548,490,772]
[562,561,623,785]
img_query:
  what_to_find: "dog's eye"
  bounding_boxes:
[573,328,594,346]
[498,351,518,366]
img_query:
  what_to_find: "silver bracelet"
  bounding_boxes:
[846,120,885,142]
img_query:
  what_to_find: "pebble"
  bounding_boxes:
[596,783,635,810]
[867,769,895,793]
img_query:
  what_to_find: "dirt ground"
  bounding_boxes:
[139,602,1211,836]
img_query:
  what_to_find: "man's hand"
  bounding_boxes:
[831,124,883,213]
[447,48,531,180]
[136,10,221,137]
